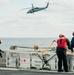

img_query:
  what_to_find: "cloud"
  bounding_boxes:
[0,0,10,6]
[0,0,74,38]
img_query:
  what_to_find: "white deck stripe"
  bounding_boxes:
[0,67,19,70]
[0,67,74,73]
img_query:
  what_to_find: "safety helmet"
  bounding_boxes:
[59,34,65,38]
[0,39,2,44]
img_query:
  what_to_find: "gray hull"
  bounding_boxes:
[0,51,74,74]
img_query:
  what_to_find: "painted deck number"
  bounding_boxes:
[20,59,26,62]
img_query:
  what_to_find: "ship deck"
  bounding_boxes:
[0,51,74,75]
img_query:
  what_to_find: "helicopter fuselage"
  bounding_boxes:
[27,3,49,14]
[27,7,46,13]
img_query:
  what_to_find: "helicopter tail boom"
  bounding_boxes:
[45,2,49,8]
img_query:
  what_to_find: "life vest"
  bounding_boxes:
[57,37,67,48]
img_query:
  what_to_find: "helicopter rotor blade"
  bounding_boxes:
[32,4,34,9]
[20,7,31,10]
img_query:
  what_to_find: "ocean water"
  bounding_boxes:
[0,38,71,51]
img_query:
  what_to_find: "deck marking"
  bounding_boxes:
[0,67,74,73]
[0,67,19,70]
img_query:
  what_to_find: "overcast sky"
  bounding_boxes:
[0,0,74,38]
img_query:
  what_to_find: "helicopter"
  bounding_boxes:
[21,2,49,14]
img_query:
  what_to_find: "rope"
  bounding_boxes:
[42,40,55,56]
[10,45,54,50]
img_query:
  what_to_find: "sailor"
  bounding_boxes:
[0,39,4,58]
[56,34,71,72]
[0,39,2,44]
[71,32,74,52]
